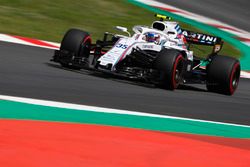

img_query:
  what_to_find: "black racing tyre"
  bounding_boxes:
[60,28,91,69]
[154,49,185,90]
[206,55,240,95]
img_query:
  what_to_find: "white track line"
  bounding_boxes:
[1,94,250,128]
[0,33,60,50]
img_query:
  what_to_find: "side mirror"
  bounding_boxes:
[115,26,127,32]
[114,26,131,37]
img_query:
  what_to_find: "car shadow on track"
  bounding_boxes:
[46,62,207,93]
[178,85,207,92]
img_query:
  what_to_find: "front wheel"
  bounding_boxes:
[59,29,91,69]
[154,49,185,90]
[206,55,240,95]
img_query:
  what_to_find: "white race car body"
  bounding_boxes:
[98,26,193,71]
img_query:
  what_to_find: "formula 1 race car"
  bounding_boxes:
[51,14,240,95]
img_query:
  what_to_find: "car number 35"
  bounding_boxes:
[116,43,128,49]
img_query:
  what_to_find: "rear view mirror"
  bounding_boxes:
[115,26,128,32]
[114,26,131,37]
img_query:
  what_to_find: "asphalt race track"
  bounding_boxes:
[0,41,250,125]
[158,0,250,31]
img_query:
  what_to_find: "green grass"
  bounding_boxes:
[0,0,240,58]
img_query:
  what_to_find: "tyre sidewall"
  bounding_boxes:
[154,49,184,90]
[206,55,240,95]
[60,28,91,57]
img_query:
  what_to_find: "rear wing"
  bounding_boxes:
[182,29,223,53]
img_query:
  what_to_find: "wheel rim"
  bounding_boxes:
[232,75,238,88]
[172,55,184,89]
[229,62,240,94]
[175,66,181,82]
[83,41,90,56]
[80,36,91,57]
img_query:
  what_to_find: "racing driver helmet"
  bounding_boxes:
[145,32,159,43]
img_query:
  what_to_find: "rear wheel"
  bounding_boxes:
[206,55,240,95]
[60,29,91,69]
[154,49,185,90]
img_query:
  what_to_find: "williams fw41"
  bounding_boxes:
[51,14,241,95]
